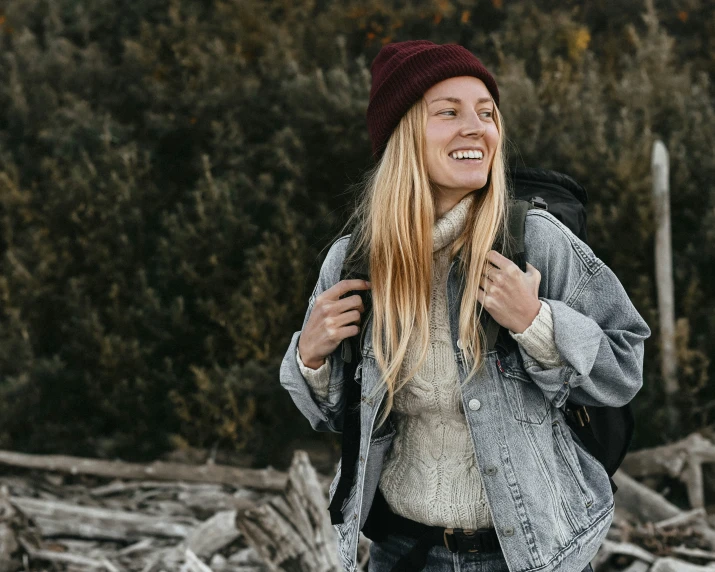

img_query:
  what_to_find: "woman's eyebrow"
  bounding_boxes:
[428,96,493,105]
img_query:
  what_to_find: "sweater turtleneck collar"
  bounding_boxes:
[433,192,475,252]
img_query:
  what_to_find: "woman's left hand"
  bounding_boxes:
[477,250,542,334]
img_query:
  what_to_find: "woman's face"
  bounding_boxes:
[423,76,499,202]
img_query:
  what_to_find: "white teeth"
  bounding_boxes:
[450,150,484,160]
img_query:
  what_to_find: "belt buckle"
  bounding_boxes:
[461,529,480,553]
[444,528,481,553]
[443,528,457,552]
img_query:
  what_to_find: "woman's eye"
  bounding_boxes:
[439,110,456,116]
[479,111,493,119]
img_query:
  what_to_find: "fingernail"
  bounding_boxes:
[365,281,371,287]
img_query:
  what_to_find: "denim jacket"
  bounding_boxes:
[280,210,651,572]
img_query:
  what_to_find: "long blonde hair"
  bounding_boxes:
[340,95,510,430]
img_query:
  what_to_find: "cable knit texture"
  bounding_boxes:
[509,300,566,368]
[377,192,495,529]
[297,195,566,529]
[297,347,331,399]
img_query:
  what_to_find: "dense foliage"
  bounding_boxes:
[0,0,712,467]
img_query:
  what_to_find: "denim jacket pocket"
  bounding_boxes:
[497,355,549,424]
[551,419,593,509]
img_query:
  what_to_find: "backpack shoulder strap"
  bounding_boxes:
[329,227,371,525]
[506,199,531,272]
[341,228,369,282]
[485,199,533,351]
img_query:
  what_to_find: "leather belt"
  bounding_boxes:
[382,509,502,572]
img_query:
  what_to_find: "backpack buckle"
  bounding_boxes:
[529,196,548,210]
[575,406,590,427]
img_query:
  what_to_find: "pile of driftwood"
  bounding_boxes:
[603,432,715,572]
[4,432,715,571]
[0,449,334,572]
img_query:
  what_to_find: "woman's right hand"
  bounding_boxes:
[298,279,372,369]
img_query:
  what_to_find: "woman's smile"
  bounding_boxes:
[423,76,499,206]
[448,148,485,161]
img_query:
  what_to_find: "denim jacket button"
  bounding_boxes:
[468,399,481,411]
[503,526,514,537]
[457,338,464,350]
[486,466,497,476]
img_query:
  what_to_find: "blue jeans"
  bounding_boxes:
[368,534,595,572]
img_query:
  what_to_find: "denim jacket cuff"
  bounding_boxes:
[296,347,332,399]
[519,345,574,408]
[280,331,346,432]
[518,298,602,408]
[509,300,566,369]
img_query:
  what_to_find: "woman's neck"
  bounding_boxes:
[434,189,475,219]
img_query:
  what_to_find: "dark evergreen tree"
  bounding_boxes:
[0,0,712,466]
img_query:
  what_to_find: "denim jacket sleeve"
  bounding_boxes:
[279,235,351,433]
[520,210,652,409]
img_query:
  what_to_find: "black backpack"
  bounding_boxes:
[327,168,633,526]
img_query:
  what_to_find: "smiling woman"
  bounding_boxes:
[281,39,649,572]
[424,77,500,218]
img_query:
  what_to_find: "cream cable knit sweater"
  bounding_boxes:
[297,194,565,529]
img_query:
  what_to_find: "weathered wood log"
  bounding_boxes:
[181,548,213,572]
[18,535,112,570]
[591,538,656,571]
[670,545,715,561]
[622,433,715,510]
[622,561,650,572]
[650,557,715,571]
[186,510,241,559]
[90,480,226,496]
[613,470,715,550]
[100,556,124,572]
[614,469,682,522]
[0,449,293,492]
[11,496,198,540]
[655,509,707,530]
[114,538,155,557]
[236,450,341,572]
[0,486,40,572]
[0,489,22,572]
[139,547,168,572]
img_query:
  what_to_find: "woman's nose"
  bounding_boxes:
[460,114,486,137]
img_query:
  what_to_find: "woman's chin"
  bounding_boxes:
[464,178,489,191]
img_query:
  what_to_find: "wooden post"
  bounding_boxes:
[651,139,678,436]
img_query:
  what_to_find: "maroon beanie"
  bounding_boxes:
[367,40,499,159]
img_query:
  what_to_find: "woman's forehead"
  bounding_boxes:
[425,76,492,101]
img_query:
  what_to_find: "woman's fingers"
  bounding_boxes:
[301,279,372,362]
[338,324,360,338]
[335,293,366,314]
[337,309,362,327]
[324,278,371,301]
